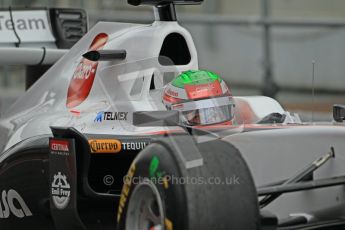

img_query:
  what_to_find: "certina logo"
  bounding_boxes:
[51,143,69,152]
[50,140,70,156]
[0,190,32,219]
[0,16,46,31]
[89,139,122,154]
[50,140,69,152]
[94,111,128,122]
[66,33,109,108]
[51,172,71,210]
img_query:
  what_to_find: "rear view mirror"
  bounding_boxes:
[333,104,345,122]
[133,111,180,127]
[128,0,203,6]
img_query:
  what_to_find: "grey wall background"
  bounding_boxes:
[194,26,345,90]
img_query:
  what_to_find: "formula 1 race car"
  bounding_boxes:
[1,0,345,230]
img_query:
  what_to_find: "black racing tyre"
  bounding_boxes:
[116,136,260,230]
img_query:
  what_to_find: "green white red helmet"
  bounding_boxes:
[163,70,235,126]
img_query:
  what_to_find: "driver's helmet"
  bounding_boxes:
[163,70,235,126]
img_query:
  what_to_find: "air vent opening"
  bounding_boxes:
[159,33,191,66]
[49,8,88,49]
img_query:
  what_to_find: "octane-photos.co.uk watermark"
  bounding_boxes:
[123,175,241,186]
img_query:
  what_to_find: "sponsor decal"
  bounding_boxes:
[51,172,71,210]
[0,15,46,31]
[117,163,136,223]
[0,10,55,43]
[149,156,160,178]
[149,156,168,189]
[94,111,103,122]
[163,93,183,105]
[50,139,70,156]
[185,81,222,99]
[163,177,169,189]
[171,103,184,110]
[88,139,122,154]
[166,89,179,97]
[121,141,148,151]
[165,218,173,230]
[0,190,32,219]
[94,111,128,122]
[66,33,109,108]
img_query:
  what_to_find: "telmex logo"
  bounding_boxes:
[50,140,69,152]
[89,139,122,154]
[66,33,109,108]
[94,111,128,122]
[0,190,32,219]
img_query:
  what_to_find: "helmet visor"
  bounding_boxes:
[172,97,234,126]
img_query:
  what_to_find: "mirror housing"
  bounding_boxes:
[333,104,345,122]
[128,0,203,21]
[128,0,203,6]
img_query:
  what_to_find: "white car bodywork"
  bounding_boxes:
[0,20,285,153]
[0,21,198,151]
[0,14,344,223]
[224,125,345,220]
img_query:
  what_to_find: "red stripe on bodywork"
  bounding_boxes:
[66,33,109,108]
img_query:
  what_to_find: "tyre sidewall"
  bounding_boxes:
[117,143,188,230]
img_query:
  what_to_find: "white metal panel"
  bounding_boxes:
[0,10,55,43]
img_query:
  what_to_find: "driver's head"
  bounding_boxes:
[163,70,235,126]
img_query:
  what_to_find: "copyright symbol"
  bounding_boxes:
[103,175,114,186]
